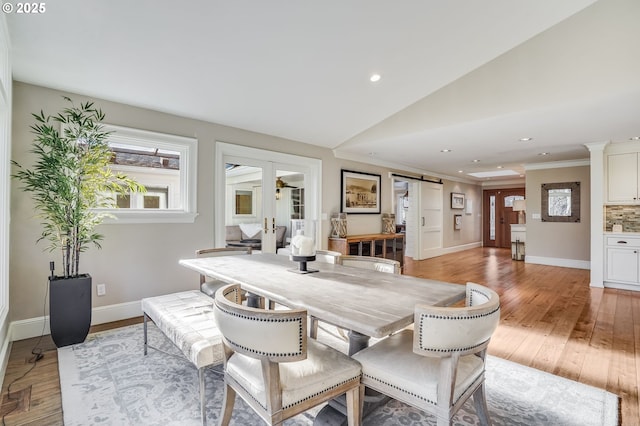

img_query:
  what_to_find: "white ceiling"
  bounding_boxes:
[7,0,640,182]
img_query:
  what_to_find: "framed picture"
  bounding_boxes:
[451,192,465,209]
[233,188,255,217]
[341,170,381,214]
[454,214,462,230]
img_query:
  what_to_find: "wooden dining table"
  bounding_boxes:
[179,253,465,353]
[179,253,466,424]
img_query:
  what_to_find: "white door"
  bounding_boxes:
[215,143,321,254]
[417,181,443,259]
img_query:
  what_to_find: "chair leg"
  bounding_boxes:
[199,368,207,425]
[309,317,318,339]
[143,313,148,356]
[345,385,362,426]
[473,383,491,426]
[219,383,236,426]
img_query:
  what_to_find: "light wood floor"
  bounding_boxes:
[1,247,637,425]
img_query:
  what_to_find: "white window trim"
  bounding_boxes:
[99,124,198,224]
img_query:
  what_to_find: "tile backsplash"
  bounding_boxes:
[605,205,640,232]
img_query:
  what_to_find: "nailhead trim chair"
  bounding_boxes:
[213,284,363,426]
[337,255,401,274]
[195,247,252,297]
[352,282,500,426]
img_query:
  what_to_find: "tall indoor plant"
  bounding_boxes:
[12,97,144,346]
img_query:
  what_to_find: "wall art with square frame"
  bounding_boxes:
[451,192,465,209]
[341,170,381,214]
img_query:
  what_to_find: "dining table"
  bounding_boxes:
[179,253,466,423]
[179,253,466,355]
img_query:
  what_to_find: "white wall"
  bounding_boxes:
[0,13,12,385]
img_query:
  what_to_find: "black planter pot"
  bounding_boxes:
[49,274,92,347]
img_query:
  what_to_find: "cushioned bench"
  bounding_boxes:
[141,290,223,424]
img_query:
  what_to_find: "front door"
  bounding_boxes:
[483,188,525,248]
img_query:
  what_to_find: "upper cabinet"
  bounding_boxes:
[605,144,640,204]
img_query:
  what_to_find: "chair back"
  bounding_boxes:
[195,247,251,284]
[214,284,308,362]
[337,255,400,274]
[314,249,342,264]
[413,282,500,357]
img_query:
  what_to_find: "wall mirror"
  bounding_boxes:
[541,182,580,222]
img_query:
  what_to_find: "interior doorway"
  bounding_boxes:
[483,188,525,248]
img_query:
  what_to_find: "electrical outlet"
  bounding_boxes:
[97,283,106,296]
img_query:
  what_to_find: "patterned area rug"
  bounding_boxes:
[58,323,619,425]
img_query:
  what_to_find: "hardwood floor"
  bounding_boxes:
[1,247,637,425]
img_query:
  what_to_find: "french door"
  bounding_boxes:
[482,188,525,248]
[215,143,321,253]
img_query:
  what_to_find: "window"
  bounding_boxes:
[100,125,197,223]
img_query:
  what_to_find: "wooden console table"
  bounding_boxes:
[328,233,404,264]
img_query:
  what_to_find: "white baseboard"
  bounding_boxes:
[525,255,590,270]
[0,334,11,390]
[603,281,640,291]
[411,241,482,260]
[10,300,143,342]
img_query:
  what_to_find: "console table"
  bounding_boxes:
[328,233,404,264]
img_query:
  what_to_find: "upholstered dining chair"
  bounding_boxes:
[195,247,251,298]
[337,255,401,274]
[352,282,500,426]
[314,249,342,264]
[213,284,363,426]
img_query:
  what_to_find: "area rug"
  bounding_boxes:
[58,323,619,425]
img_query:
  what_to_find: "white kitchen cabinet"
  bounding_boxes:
[606,152,640,203]
[604,235,640,289]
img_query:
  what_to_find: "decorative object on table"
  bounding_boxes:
[330,212,347,238]
[451,192,465,209]
[340,169,381,214]
[454,214,462,230]
[289,230,318,273]
[513,199,527,224]
[11,98,145,347]
[381,213,395,234]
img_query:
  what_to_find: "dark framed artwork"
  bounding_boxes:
[541,181,580,222]
[341,170,381,214]
[451,192,465,209]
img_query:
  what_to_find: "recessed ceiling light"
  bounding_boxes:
[630,136,640,141]
[472,159,480,163]
[497,165,503,169]
[440,149,452,153]
[519,137,533,142]
[369,74,381,83]
[538,152,550,156]
[458,170,464,173]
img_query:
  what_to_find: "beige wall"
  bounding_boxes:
[10,82,485,323]
[443,180,482,247]
[525,165,591,262]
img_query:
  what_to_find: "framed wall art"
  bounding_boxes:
[341,170,381,214]
[451,192,465,209]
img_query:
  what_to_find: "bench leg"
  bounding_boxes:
[143,313,148,356]
[199,367,206,425]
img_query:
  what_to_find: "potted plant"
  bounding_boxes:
[12,97,144,347]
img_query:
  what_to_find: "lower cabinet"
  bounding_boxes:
[605,235,640,288]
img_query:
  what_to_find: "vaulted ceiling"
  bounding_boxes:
[7,0,640,181]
